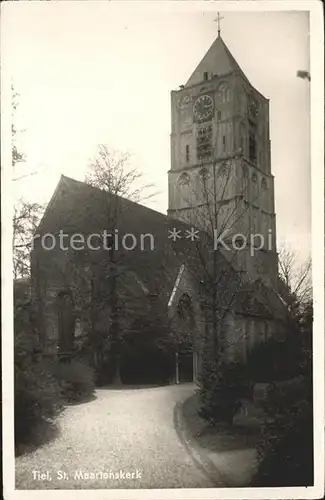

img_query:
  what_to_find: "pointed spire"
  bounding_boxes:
[185,34,246,87]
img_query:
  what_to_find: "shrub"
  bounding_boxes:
[14,312,63,447]
[247,332,311,382]
[249,307,313,485]
[198,361,249,425]
[252,369,313,486]
[261,376,311,415]
[247,336,309,383]
[50,359,95,403]
[252,400,313,486]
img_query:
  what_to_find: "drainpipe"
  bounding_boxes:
[193,351,197,383]
[175,350,179,384]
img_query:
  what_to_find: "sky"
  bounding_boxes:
[5,2,311,261]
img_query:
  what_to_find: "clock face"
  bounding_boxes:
[193,95,214,121]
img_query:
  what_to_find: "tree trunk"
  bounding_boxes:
[112,354,122,385]
[109,259,122,385]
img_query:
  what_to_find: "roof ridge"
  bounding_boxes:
[221,37,246,77]
[58,174,188,227]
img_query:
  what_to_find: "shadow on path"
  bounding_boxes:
[16,393,98,457]
[65,393,97,406]
[182,392,261,453]
[15,419,60,458]
[175,392,261,487]
[97,383,172,391]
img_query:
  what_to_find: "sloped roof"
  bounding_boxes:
[185,35,249,88]
[37,175,172,236]
[233,279,286,320]
[35,175,200,301]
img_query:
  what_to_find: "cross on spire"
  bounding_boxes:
[214,12,224,38]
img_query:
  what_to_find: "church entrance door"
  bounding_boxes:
[178,349,194,383]
[120,343,171,385]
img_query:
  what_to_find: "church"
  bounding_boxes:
[31,27,286,385]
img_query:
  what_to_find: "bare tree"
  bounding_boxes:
[168,154,259,372]
[11,86,25,172]
[278,246,312,307]
[13,200,44,279]
[11,85,38,181]
[84,144,157,383]
[277,246,312,335]
[11,86,45,279]
[85,145,155,202]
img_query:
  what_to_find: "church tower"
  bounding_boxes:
[167,26,278,285]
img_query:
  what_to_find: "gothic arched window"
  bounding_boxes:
[198,167,210,182]
[218,162,229,177]
[178,172,190,187]
[217,82,229,102]
[251,172,258,202]
[176,293,195,347]
[261,177,268,190]
[177,293,193,320]
[218,82,228,92]
[196,124,213,161]
[185,144,190,163]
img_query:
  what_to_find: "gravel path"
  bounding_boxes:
[16,384,215,489]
